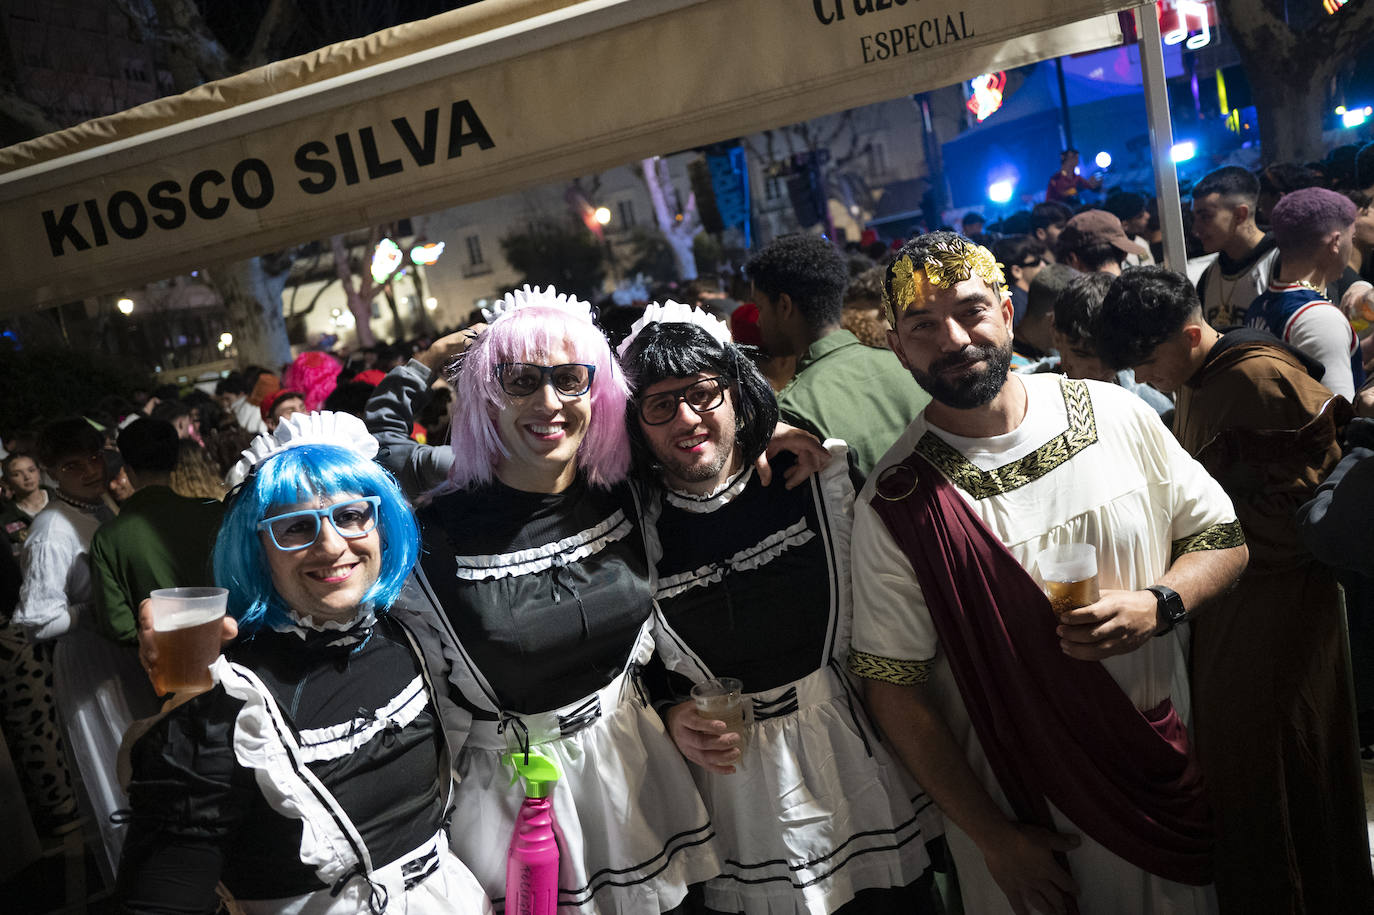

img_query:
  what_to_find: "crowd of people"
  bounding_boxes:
[1,143,1373,915]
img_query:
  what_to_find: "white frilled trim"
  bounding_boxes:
[481,284,594,325]
[814,440,856,666]
[294,674,427,764]
[272,604,376,648]
[451,509,632,581]
[655,517,816,600]
[225,411,378,489]
[215,657,372,887]
[663,466,754,514]
[615,299,732,359]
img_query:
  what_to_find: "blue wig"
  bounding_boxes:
[213,443,418,635]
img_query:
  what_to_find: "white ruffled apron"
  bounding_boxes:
[438,615,721,914]
[203,621,492,914]
[652,603,939,914]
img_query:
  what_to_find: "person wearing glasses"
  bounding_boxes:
[405,286,724,913]
[991,235,1047,330]
[617,306,941,915]
[119,411,491,914]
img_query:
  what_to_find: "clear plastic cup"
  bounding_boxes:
[691,677,751,756]
[148,587,227,695]
[1036,543,1100,616]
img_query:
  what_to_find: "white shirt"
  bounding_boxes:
[231,395,266,435]
[849,375,1236,915]
[14,499,103,641]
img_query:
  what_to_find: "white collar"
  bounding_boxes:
[662,465,753,514]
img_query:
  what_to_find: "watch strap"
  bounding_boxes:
[1147,584,1187,637]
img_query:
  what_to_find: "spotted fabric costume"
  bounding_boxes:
[0,617,77,828]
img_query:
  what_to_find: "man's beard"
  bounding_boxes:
[658,427,739,487]
[909,341,1014,410]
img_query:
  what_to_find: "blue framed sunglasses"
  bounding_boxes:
[258,496,381,551]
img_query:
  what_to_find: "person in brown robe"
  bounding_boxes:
[1095,265,1374,915]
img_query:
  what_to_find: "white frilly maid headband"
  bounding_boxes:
[224,411,379,491]
[480,284,595,324]
[615,300,733,359]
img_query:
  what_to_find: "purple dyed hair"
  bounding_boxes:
[447,288,631,489]
[1271,187,1357,255]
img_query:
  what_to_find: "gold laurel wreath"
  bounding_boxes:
[883,239,1006,326]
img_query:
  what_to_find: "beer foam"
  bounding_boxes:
[151,604,224,632]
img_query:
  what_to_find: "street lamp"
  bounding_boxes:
[117,297,135,315]
[593,206,612,226]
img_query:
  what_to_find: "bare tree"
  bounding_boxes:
[330,230,384,349]
[641,156,700,281]
[1216,0,1374,164]
[742,108,882,235]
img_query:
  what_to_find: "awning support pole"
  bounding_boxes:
[1136,4,1186,272]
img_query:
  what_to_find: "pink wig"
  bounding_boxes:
[448,288,631,489]
[282,351,343,413]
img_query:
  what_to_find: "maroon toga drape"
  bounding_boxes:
[869,452,1213,887]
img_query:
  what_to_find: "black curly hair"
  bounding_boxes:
[744,234,848,332]
[1094,266,1201,370]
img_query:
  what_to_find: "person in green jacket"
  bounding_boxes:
[89,419,224,644]
[746,233,929,483]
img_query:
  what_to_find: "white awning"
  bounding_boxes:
[0,0,1136,314]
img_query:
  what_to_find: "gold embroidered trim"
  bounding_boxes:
[848,649,933,685]
[915,378,1097,499]
[1170,520,1246,563]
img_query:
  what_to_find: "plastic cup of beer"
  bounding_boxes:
[1036,543,1100,616]
[691,677,751,759]
[148,587,228,695]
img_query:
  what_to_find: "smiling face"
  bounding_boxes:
[46,451,107,503]
[886,276,1015,410]
[638,373,740,493]
[261,491,381,625]
[493,343,592,492]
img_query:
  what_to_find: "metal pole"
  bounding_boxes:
[1054,58,1074,150]
[1136,4,1187,273]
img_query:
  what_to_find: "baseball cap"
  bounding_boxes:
[1058,210,1147,258]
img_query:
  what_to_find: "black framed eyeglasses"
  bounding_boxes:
[637,376,728,426]
[258,497,381,551]
[1019,258,1044,269]
[495,363,595,399]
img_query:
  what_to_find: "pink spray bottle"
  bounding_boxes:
[503,750,560,915]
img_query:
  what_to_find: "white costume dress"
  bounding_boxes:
[849,375,1240,915]
[647,443,938,914]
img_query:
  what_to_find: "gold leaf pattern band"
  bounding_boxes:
[1170,520,1246,563]
[848,649,933,685]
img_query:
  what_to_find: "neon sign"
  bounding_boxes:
[966,72,1006,123]
[1161,0,1212,49]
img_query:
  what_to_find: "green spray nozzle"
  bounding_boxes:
[502,749,560,799]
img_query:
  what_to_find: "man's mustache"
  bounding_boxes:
[929,345,999,374]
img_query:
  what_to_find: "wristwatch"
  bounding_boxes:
[1147,585,1187,637]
